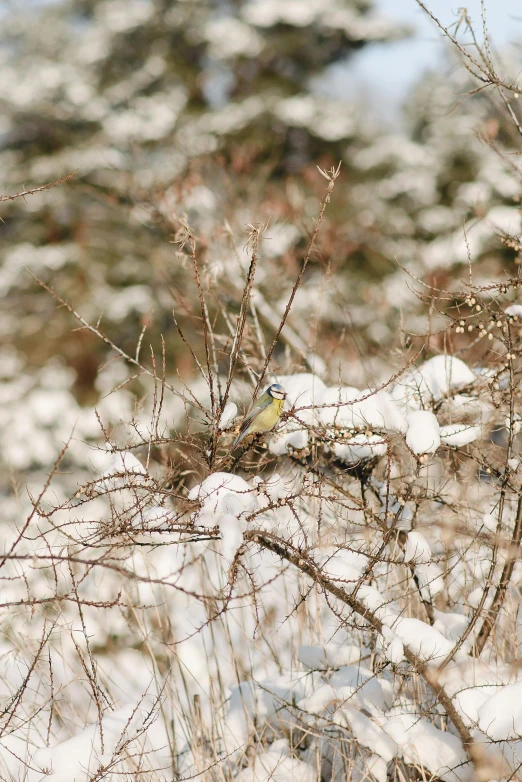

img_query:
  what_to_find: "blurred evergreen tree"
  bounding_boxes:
[7,1,520,399]
[341,56,522,352]
[0,0,407,398]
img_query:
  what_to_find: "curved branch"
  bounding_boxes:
[244,529,480,771]
[474,494,522,655]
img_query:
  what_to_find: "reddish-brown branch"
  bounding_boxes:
[245,529,479,770]
[474,494,522,655]
[0,172,77,203]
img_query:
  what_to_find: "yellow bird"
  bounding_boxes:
[233,384,287,450]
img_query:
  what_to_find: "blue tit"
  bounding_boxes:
[232,383,287,450]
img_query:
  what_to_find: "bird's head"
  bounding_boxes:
[267,383,286,400]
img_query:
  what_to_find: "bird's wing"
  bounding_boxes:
[233,395,272,448]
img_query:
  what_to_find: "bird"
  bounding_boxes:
[232,383,287,450]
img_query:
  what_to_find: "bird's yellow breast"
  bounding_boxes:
[250,398,284,434]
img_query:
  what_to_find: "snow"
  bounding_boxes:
[29,705,146,782]
[296,682,337,714]
[236,740,315,782]
[405,410,441,454]
[329,433,388,464]
[379,626,404,664]
[328,664,393,713]
[319,546,368,584]
[218,401,238,429]
[393,355,476,411]
[415,562,445,599]
[357,584,399,627]
[467,586,495,610]
[298,643,363,670]
[318,386,407,432]
[143,505,177,524]
[268,425,308,455]
[243,0,320,28]
[98,0,153,32]
[218,512,243,563]
[330,434,387,465]
[188,471,258,521]
[98,450,148,488]
[377,710,471,782]
[432,610,467,644]
[422,206,521,269]
[204,18,264,60]
[439,423,482,447]
[226,674,312,736]
[477,682,522,739]
[404,531,432,563]
[262,222,300,257]
[252,472,288,502]
[297,665,393,719]
[317,385,360,426]
[454,685,498,726]
[335,707,397,762]
[392,617,454,662]
[505,413,522,434]
[505,304,522,318]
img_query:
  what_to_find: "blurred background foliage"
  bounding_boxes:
[1,0,521,477]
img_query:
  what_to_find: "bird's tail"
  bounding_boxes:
[232,429,247,451]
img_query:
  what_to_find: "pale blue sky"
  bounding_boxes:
[2,0,519,115]
[353,0,521,103]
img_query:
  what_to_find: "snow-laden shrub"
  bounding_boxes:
[4,46,522,776]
